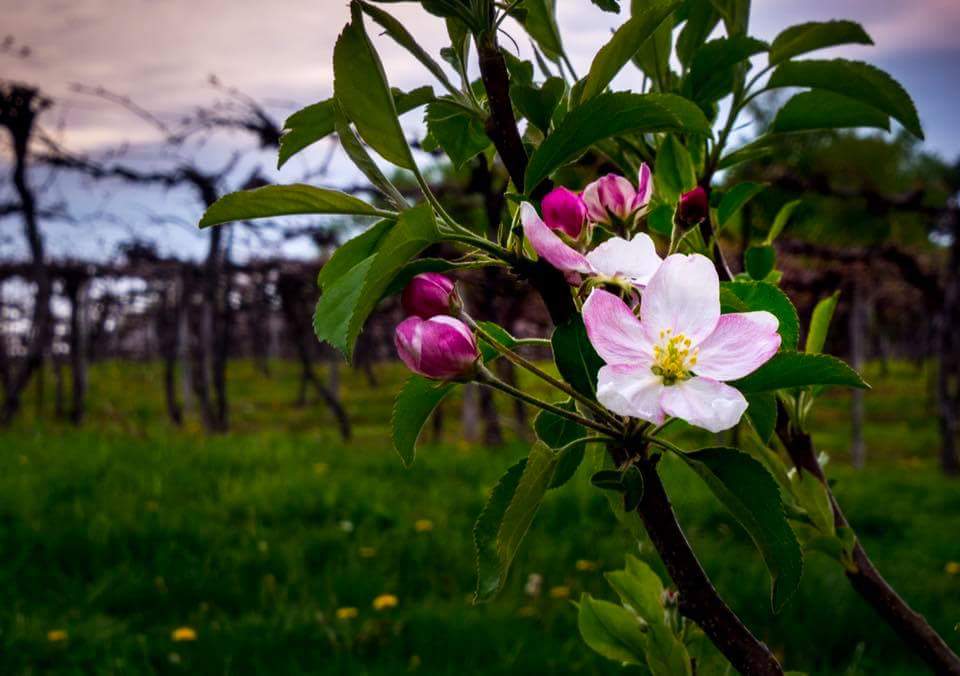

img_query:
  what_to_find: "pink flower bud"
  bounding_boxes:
[678,186,709,225]
[394,315,480,380]
[401,272,462,319]
[583,163,653,224]
[541,186,587,238]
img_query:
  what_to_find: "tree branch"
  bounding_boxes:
[624,450,783,675]
[776,404,960,675]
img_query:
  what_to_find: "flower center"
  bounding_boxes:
[651,329,697,385]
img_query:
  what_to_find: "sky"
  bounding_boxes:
[2,0,959,261]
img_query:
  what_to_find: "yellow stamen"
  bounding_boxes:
[651,332,698,384]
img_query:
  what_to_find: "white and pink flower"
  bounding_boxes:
[521,202,662,287]
[582,254,781,432]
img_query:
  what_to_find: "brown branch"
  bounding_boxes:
[629,452,783,675]
[776,404,960,675]
[474,28,782,675]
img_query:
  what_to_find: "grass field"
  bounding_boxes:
[1,359,957,674]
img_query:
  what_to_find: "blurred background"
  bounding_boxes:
[1,1,959,674]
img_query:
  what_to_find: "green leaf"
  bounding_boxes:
[765,199,801,244]
[608,557,691,676]
[475,320,519,361]
[333,7,416,169]
[278,87,434,169]
[199,184,387,228]
[375,0,481,30]
[552,316,604,398]
[608,555,664,620]
[579,0,680,102]
[805,292,840,354]
[709,0,749,35]
[474,459,527,602]
[771,90,890,134]
[475,444,559,602]
[314,202,440,357]
[679,447,803,611]
[647,202,674,236]
[518,0,564,62]
[654,135,697,204]
[591,470,625,491]
[535,400,587,489]
[334,109,408,211]
[318,219,394,291]
[790,469,834,535]
[687,35,767,102]
[392,377,455,467]
[769,20,873,65]
[277,100,335,169]
[358,1,460,98]
[745,392,777,443]
[717,135,780,170]
[425,101,491,168]
[720,280,799,350]
[717,181,764,226]
[676,1,720,67]
[631,8,674,88]
[525,92,711,192]
[745,245,776,280]
[732,352,869,393]
[511,77,565,134]
[577,594,647,665]
[591,0,621,11]
[766,59,923,139]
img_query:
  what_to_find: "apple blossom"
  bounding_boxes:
[520,202,662,287]
[394,315,480,380]
[582,253,781,432]
[401,272,462,319]
[541,186,588,239]
[582,163,653,225]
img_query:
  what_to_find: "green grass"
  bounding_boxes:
[0,359,957,674]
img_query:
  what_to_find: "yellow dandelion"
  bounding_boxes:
[373,594,399,611]
[575,560,597,572]
[946,561,960,575]
[336,607,358,620]
[517,605,537,617]
[313,462,328,476]
[171,627,197,642]
[414,519,434,533]
[359,546,377,558]
[549,586,571,599]
[47,629,68,642]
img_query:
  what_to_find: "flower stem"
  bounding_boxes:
[465,316,622,428]
[476,367,620,437]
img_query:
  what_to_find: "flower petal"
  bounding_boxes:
[585,233,662,286]
[521,202,593,274]
[659,376,748,433]
[694,311,781,381]
[640,253,720,345]
[632,163,653,212]
[597,364,665,424]
[582,288,654,366]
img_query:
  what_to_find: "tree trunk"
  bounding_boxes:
[0,86,54,426]
[64,274,88,424]
[461,384,479,443]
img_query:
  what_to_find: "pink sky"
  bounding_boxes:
[4,0,959,153]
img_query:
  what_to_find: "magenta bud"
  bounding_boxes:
[678,186,709,225]
[401,272,462,319]
[394,315,480,380]
[583,163,654,225]
[541,186,588,238]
